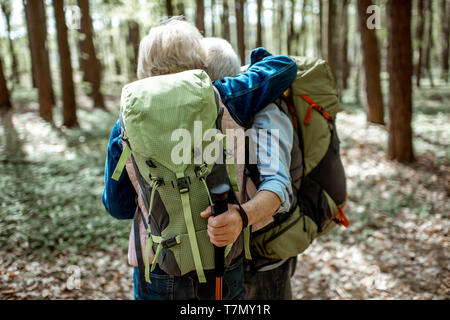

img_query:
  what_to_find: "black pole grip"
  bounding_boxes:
[210,184,231,277]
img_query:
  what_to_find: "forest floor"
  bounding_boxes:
[0,87,449,300]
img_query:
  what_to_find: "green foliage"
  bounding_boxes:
[0,108,131,261]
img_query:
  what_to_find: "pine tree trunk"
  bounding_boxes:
[176,2,185,16]
[109,22,121,76]
[340,0,350,90]
[287,0,295,55]
[165,0,173,17]
[235,0,245,64]
[299,0,308,56]
[424,0,434,87]
[277,0,284,54]
[78,0,105,109]
[196,0,205,34]
[415,0,425,87]
[327,0,339,83]
[358,0,384,125]
[387,0,414,162]
[53,0,78,128]
[1,2,19,83]
[256,0,263,48]
[221,0,230,41]
[0,58,12,113]
[318,0,324,58]
[25,0,53,122]
[211,0,216,37]
[441,0,450,81]
[354,38,362,106]
[23,0,36,88]
[127,20,140,79]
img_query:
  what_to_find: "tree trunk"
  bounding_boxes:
[53,0,78,128]
[211,0,216,37]
[196,0,205,35]
[23,0,36,88]
[1,2,19,83]
[354,37,362,106]
[165,0,173,17]
[235,0,245,64]
[327,0,339,83]
[24,0,55,102]
[287,0,296,55]
[256,0,263,48]
[358,0,384,125]
[340,0,350,90]
[424,0,434,87]
[222,0,230,41]
[387,0,414,162]
[298,0,307,56]
[318,0,324,58]
[176,1,185,16]
[24,0,53,122]
[441,0,450,82]
[78,0,105,109]
[127,20,140,79]
[277,0,285,54]
[109,24,121,76]
[415,0,425,86]
[0,58,12,113]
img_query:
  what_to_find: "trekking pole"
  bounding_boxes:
[210,183,231,301]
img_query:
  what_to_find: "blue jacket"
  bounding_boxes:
[102,48,297,220]
[214,48,297,127]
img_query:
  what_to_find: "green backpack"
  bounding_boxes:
[247,57,349,269]
[111,70,251,289]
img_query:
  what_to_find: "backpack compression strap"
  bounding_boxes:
[176,172,207,283]
[300,94,333,125]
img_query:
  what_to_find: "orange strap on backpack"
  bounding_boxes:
[332,193,350,227]
[300,95,333,125]
[332,206,350,228]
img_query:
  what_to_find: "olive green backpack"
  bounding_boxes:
[246,57,349,269]
[111,70,251,291]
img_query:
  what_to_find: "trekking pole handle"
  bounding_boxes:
[210,183,231,277]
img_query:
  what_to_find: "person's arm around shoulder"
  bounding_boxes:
[251,103,294,214]
[213,48,298,127]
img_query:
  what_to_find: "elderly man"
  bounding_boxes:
[102,18,297,300]
[200,37,300,300]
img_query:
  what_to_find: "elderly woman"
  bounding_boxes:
[102,18,297,300]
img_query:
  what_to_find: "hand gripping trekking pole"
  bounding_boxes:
[210,183,231,301]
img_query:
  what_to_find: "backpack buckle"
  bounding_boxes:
[161,237,178,249]
[146,159,157,168]
[177,177,189,194]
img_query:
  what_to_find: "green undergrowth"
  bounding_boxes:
[0,107,131,261]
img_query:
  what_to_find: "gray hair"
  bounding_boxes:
[137,17,206,79]
[202,37,241,81]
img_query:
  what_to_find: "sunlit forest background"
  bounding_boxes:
[0,0,449,299]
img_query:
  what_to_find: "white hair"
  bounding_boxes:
[137,18,206,79]
[202,37,241,81]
